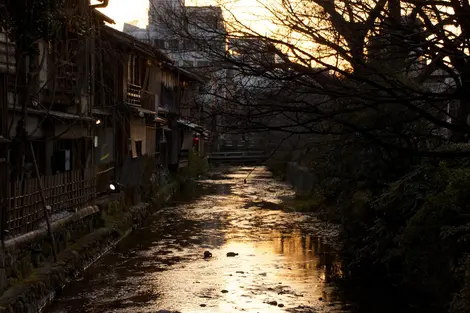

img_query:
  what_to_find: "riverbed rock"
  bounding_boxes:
[203,251,212,258]
[226,252,238,257]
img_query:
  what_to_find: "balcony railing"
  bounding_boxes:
[56,61,78,93]
[0,31,16,74]
[127,83,142,106]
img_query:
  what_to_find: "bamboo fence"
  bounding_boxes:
[4,167,96,237]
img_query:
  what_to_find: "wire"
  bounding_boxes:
[243,164,256,183]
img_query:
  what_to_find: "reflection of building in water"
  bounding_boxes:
[272,230,343,281]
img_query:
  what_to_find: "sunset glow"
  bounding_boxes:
[98,0,269,31]
[98,0,219,29]
[98,0,149,29]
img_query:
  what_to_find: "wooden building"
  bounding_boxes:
[0,0,207,239]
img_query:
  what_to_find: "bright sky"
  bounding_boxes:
[98,0,219,30]
[97,0,149,29]
[98,0,270,32]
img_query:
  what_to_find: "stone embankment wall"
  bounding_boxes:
[285,162,315,194]
[0,179,180,313]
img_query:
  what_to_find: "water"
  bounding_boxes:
[46,167,353,313]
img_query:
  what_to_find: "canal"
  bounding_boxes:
[46,167,352,313]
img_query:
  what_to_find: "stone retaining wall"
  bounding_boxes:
[0,205,104,296]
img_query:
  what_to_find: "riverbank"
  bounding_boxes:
[272,159,470,313]
[0,162,201,313]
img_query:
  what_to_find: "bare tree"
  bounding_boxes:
[149,0,470,158]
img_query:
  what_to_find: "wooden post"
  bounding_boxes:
[29,142,57,261]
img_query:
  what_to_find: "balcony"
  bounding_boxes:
[56,60,78,93]
[127,83,142,106]
[0,32,16,74]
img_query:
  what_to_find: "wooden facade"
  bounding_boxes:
[0,0,207,239]
[0,1,106,239]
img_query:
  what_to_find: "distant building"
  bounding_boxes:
[145,0,225,68]
[228,38,277,67]
[123,22,150,43]
[366,13,459,140]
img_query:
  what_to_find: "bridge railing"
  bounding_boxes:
[209,151,266,158]
[208,151,270,164]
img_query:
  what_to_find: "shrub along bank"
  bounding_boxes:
[270,152,470,312]
[341,162,470,313]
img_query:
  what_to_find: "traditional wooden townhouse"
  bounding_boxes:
[177,69,210,162]
[159,65,207,170]
[0,0,208,240]
[93,24,170,195]
[0,0,112,239]
[95,24,205,197]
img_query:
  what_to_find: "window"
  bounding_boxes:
[205,16,219,29]
[184,40,195,50]
[197,61,210,68]
[127,55,142,85]
[168,39,179,50]
[135,140,143,157]
[199,84,209,94]
[154,39,165,49]
[54,31,80,92]
[183,60,194,67]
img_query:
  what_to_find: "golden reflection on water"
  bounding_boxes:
[228,228,343,280]
[150,226,343,313]
[140,168,343,312]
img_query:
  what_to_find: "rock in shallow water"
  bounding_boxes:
[226,252,238,257]
[203,251,212,258]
